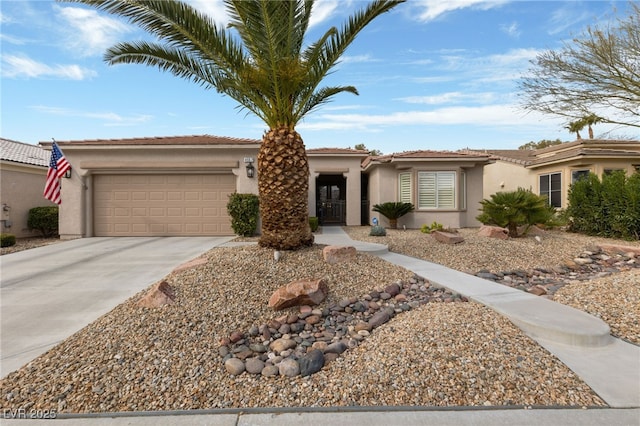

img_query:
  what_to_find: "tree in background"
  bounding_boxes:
[64,0,404,249]
[354,143,383,156]
[518,139,564,150]
[519,3,640,130]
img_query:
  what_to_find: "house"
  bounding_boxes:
[0,138,55,238]
[466,139,640,209]
[42,135,492,239]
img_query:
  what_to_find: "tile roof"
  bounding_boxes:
[362,150,492,168]
[45,134,261,146]
[1,138,50,167]
[307,147,369,155]
[462,149,536,165]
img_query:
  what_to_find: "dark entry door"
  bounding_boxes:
[316,175,346,225]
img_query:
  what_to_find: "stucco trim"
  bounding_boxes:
[79,161,239,170]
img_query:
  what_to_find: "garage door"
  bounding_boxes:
[93,174,235,236]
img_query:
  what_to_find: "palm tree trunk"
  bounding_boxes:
[257,127,314,250]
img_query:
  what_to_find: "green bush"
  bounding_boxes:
[369,225,387,236]
[421,221,444,233]
[226,193,260,237]
[1,233,16,247]
[309,217,319,232]
[27,206,59,237]
[567,171,640,240]
[372,202,414,229]
[476,188,557,238]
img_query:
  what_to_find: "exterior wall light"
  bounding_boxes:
[64,168,72,179]
[244,158,255,178]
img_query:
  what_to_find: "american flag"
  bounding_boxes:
[43,142,71,204]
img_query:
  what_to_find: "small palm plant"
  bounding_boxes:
[372,202,414,229]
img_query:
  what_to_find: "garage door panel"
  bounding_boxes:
[94,174,235,236]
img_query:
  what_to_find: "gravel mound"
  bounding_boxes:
[0,243,606,413]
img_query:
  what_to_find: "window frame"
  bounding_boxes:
[417,171,457,210]
[398,172,412,204]
[539,172,562,208]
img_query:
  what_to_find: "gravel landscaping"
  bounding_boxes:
[1,227,639,413]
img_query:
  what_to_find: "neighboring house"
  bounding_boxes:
[0,138,55,238]
[43,136,492,239]
[466,139,640,209]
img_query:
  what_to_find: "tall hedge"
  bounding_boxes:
[567,171,640,240]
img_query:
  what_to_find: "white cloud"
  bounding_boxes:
[414,0,510,22]
[500,21,520,38]
[547,5,591,36]
[309,0,343,28]
[298,104,562,132]
[32,105,152,126]
[55,5,132,57]
[340,54,378,64]
[1,54,97,80]
[188,0,229,26]
[397,92,496,105]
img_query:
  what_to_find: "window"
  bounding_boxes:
[398,172,412,203]
[539,172,561,208]
[418,171,456,209]
[571,169,590,183]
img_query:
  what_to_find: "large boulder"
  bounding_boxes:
[431,230,464,244]
[478,225,509,240]
[322,245,357,265]
[137,281,175,308]
[268,278,329,310]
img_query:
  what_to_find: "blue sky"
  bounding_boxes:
[2,0,637,153]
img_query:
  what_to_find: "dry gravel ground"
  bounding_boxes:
[0,237,61,255]
[1,227,639,413]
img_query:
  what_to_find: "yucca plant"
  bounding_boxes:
[372,202,414,229]
[62,0,405,249]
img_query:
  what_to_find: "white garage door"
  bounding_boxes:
[94,174,235,236]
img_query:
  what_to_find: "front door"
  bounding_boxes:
[316,175,346,225]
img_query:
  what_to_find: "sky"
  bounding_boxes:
[1,0,638,153]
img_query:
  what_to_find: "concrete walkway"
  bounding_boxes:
[1,228,638,425]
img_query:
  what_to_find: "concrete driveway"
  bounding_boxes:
[0,236,233,378]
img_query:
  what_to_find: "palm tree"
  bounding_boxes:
[63,0,404,250]
[565,119,584,140]
[372,202,414,229]
[582,113,603,139]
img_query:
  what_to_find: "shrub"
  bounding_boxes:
[309,217,319,232]
[27,206,59,237]
[369,225,387,236]
[567,171,640,240]
[226,193,260,237]
[476,188,557,238]
[421,221,444,233]
[1,233,16,247]
[372,202,414,229]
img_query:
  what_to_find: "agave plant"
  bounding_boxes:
[372,202,414,229]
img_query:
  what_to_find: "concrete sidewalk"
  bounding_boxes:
[0,236,233,378]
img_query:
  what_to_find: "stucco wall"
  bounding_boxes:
[0,162,55,238]
[482,160,533,199]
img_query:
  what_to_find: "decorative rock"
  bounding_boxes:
[478,225,509,240]
[224,358,245,376]
[270,338,297,353]
[528,286,547,296]
[299,349,325,376]
[384,283,401,297]
[305,315,322,325]
[245,358,265,374]
[268,278,329,310]
[136,281,175,308]
[278,358,300,377]
[324,341,348,355]
[368,309,392,329]
[322,245,357,265]
[229,331,244,343]
[261,365,279,377]
[431,230,464,244]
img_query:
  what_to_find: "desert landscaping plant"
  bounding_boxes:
[421,221,444,233]
[0,233,16,248]
[369,225,387,236]
[309,217,319,232]
[476,188,557,238]
[372,202,414,229]
[27,206,59,238]
[227,193,260,237]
